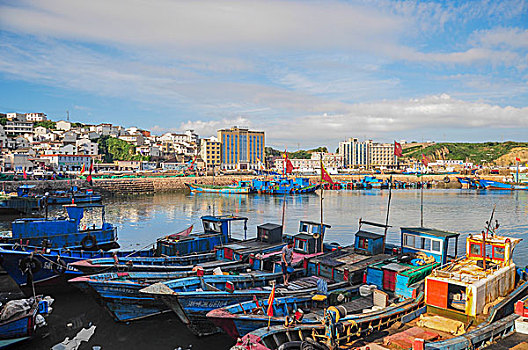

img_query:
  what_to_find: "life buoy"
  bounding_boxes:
[81,235,97,250]
[444,176,451,183]
[19,256,42,275]
[52,257,68,275]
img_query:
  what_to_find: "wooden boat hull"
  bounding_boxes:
[237,293,425,349]
[0,244,154,286]
[145,275,351,336]
[47,195,102,204]
[478,179,528,190]
[0,303,37,340]
[186,183,253,194]
[69,252,226,275]
[70,263,251,322]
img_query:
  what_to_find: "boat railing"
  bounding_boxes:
[432,258,504,282]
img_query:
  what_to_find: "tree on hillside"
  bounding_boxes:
[34,120,56,129]
[97,136,149,162]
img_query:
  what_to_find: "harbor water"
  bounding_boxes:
[5,188,528,349]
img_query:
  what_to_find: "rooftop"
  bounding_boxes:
[401,227,460,238]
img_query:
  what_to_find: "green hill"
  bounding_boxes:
[403,142,528,164]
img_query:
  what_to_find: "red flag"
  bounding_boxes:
[166,225,194,240]
[516,157,521,162]
[80,163,86,175]
[23,168,27,180]
[266,283,276,317]
[284,152,293,174]
[320,158,334,184]
[394,141,403,157]
[86,160,93,185]
[422,154,430,167]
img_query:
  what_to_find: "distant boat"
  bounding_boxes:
[46,186,102,204]
[186,181,254,194]
[478,179,528,190]
[0,186,44,216]
[251,177,319,194]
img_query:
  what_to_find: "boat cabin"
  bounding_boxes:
[305,220,392,284]
[217,223,285,264]
[364,227,460,299]
[401,227,459,265]
[16,185,36,197]
[156,215,248,256]
[294,221,331,254]
[425,233,521,321]
[10,204,117,250]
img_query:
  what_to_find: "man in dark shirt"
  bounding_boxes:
[281,240,294,286]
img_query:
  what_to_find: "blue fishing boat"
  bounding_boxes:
[477,179,528,190]
[155,215,249,256]
[0,296,52,348]
[68,262,251,322]
[46,186,102,204]
[0,243,154,287]
[70,252,237,275]
[140,272,350,336]
[359,176,389,189]
[6,204,118,250]
[207,286,360,339]
[251,177,319,195]
[0,186,44,216]
[186,181,254,194]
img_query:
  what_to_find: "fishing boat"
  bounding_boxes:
[0,296,52,348]
[186,181,254,194]
[68,263,251,322]
[5,204,118,251]
[0,243,154,287]
[46,186,102,204]
[477,179,528,190]
[155,215,249,256]
[251,177,319,195]
[141,272,351,337]
[373,216,528,350]
[232,292,426,349]
[0,186,44,216]
[217,225,459,340]
[68,222,288,322]
[69,253,239,275]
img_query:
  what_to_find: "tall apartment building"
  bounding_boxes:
[339,138,396,169]
[200,137,222,168]
[217,126,264,170]
[25,113,47,122]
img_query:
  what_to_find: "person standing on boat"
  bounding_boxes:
[281,240,294,286]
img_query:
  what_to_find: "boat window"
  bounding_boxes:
[493,246,505,260]
[485,244,493,259]
[358,237,368,250]
[295,239,306,252]
[300,223,309,232]
[432,240,441,253]
[470,243,482,256]
[311,226,320,234]
[423,238,431,251]
[404,234,415,247]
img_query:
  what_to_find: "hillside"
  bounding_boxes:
[265,147,328,159]
[403,142,528,165]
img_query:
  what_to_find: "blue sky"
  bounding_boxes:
[0,0,527,150]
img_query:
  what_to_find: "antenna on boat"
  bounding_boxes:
[420,175,424,227]
[482,205,496,270]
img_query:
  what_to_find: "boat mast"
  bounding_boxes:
[383,176,393,252]
[319,153,324,253]
[482,205,496,270]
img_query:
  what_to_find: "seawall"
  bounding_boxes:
[0,174,509,195]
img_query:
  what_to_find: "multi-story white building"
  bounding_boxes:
[159,130,198,145]
[119,133,145,146]
[40,154,92,172]
[6,113,26,121]
[76,139,99,156]
[56,120,72,131]
[274,152,342,174]
[4,120,33,136]
[339,138,397,169]
[25,113,47,122]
